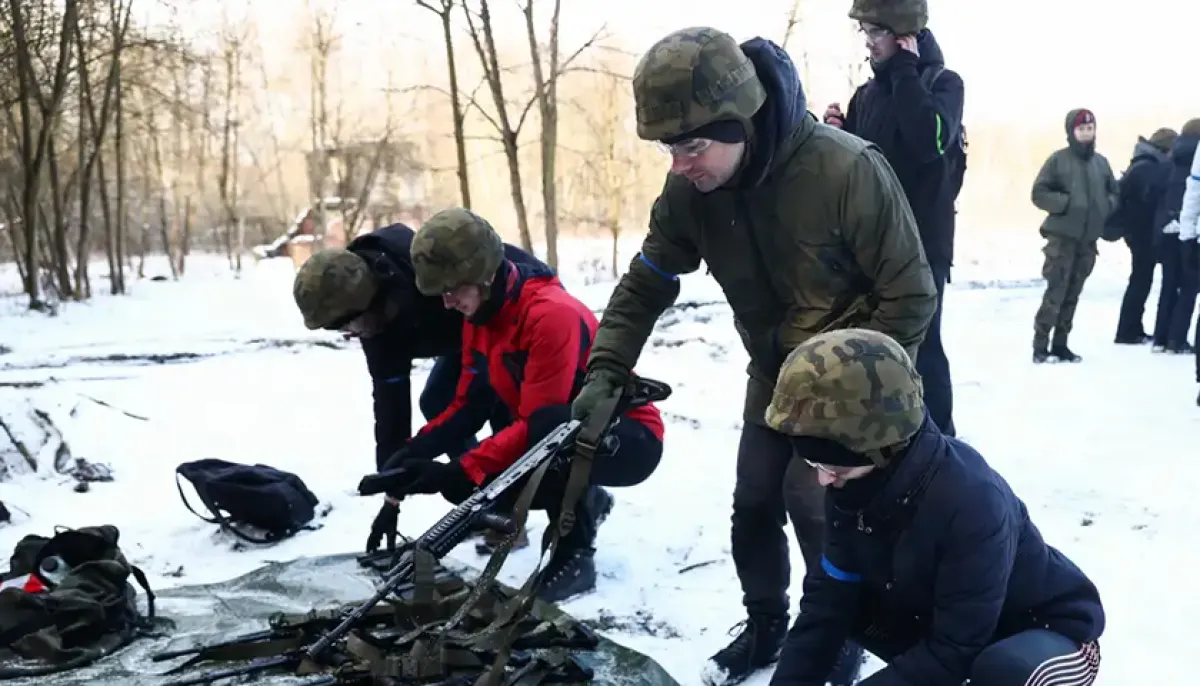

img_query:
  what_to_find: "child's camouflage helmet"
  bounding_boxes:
[292,248,377,330]
[765,328,925,453]
[848,0,928,35]
[411,208,505,296]
[632,27,766,142]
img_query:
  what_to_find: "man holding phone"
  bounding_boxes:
[824,0,964,438]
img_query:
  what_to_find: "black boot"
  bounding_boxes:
[1033,346,1051,363]
[536,547,596,604]
[701,615,788,686]
[1051,344,1081,362]
[1114,333,1151,344]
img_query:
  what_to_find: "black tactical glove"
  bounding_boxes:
[365,500,400,554]
[571,367,627,420]
[393,459,476,503]
[379,443,414,473]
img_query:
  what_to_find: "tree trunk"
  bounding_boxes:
[8,0,79,308]
[178,196,191,276]
[45,140,74,298]
[522,0,563,268]
[148,108,178,279]
[439,6,471,209]
[465,0,533,251]
[96,153,118,294]
[112,44,126,294]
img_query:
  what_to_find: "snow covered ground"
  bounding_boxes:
[0,233,1196,685]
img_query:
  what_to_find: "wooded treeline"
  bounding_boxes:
[0,0,905,310]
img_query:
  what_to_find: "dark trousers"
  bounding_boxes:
[456,404,662,551]
[419,355,511,458]
[731,422,825,619]
[1152,242,1199,348]
[1033,236,1097,349]
[733,421,863,684]
[914,264,955,437]
[854,627,1099,686]
[1115,237,1155,339]
[968,630,1100,686]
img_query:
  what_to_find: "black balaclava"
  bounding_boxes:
[468,259,513,326]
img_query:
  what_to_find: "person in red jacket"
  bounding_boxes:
[367,207,665,603]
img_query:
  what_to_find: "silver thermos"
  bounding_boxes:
[37,555,70,586]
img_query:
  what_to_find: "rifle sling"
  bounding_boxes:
[476,392,621,686]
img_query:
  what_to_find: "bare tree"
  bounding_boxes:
[416,0,471,209]
[563,62,647,277]
[72,0,130,297]
[144,104,177,278]
[217,24,246,272]
[461,0,602,253]
[7,0,79,308]
[306,3,336,244]
[520,0,604,269]
[781,0,811,86]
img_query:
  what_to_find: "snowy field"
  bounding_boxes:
[0,232,1196,685]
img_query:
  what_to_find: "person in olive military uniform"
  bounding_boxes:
[1030,109,1119,363]
[569,26,938,686]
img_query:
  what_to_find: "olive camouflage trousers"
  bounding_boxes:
[1033,235,1098,348]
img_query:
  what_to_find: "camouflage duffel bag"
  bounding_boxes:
[0,524,156,678]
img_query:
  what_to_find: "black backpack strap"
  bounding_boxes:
[128,565,155,620]
[174,473,282,545]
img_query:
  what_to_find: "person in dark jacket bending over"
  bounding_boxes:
[765,328,1104,686]
[1029,109,1119,363]
[571,25,937,686]
[823,0,964,437]
[1108,128,1176,344]
[358,208,665,604]
[291,223,611,556]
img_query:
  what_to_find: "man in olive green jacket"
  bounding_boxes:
[1030,108,1119,363]
[569,27,937,686]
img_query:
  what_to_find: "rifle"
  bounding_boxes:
[163,377,671,686]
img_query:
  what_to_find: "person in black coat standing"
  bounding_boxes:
[764,328,1104,686]
[1151,120,1200,353]
[1107,128,1177,344]
[823,0,964,438]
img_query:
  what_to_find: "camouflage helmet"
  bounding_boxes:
[292,248,378,330]
[764,328,925,455]
[632,27,766,142]
[411,208,505,296]
[848,0,928,35]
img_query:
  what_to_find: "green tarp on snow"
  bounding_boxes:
[0,552,680,686]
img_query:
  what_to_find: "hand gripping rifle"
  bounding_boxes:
[163,376,671,686]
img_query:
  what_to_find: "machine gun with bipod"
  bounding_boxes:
[151,377,671,686]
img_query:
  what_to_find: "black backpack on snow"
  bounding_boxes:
[176,459,320,544]
[920,65,968,201]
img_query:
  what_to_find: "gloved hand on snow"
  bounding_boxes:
[365,500,400,553]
